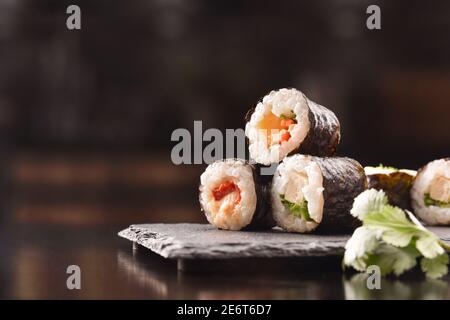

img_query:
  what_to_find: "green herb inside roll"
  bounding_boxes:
[364,165,416,210]
[199,159,274,231]
[271,155,367,233]
[411,158,450,225]
[245,88,340,165]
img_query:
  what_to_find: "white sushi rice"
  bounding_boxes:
[245,88,311,165]
[199,159,257,230]
[364,166,417,177]
[411,159,450,225]
[272,155,324,232]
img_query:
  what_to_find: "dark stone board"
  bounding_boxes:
[118,223,450,260]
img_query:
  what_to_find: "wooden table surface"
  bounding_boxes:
[1,223,449,299]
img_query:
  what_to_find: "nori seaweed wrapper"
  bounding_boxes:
[314,157,367,234]
[299,98,341,157]
[253,163,277,184]
[366,169,416,210]
[199,159,275,231]
[244,163,276,230]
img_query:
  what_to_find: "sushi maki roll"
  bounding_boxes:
[245,88,340,165]
[199,159,274,231]
[364,165,416,210]
[411,158,450,225]
[272,155,367,233]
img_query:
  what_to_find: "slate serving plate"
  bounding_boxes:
[119,223,450,271]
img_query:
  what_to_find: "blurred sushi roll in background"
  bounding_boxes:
[271,155,367,233]
[245,88,340,165]
[364,166,416,210]
[199,159,274,231]
[411,158,450,225]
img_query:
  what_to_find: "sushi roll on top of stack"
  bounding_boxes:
[245,88,340,165]
[411,158,450,225]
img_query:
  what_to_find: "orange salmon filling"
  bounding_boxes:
[258,112,296,146]
[212,181,241,203]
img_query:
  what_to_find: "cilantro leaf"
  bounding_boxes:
[421,254,449,279]
[363,205,418,247]
[381,229,415,248]
[350,189,388,220]
[343,227,380,271]
[416,233,445,259]
[366,243,419,276]
[343,189,450,279]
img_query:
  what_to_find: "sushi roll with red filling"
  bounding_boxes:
[199,159,274,230]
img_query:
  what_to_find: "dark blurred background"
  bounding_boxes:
[0,0,449,228]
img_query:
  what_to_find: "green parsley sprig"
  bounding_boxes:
[343,189,450,279]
